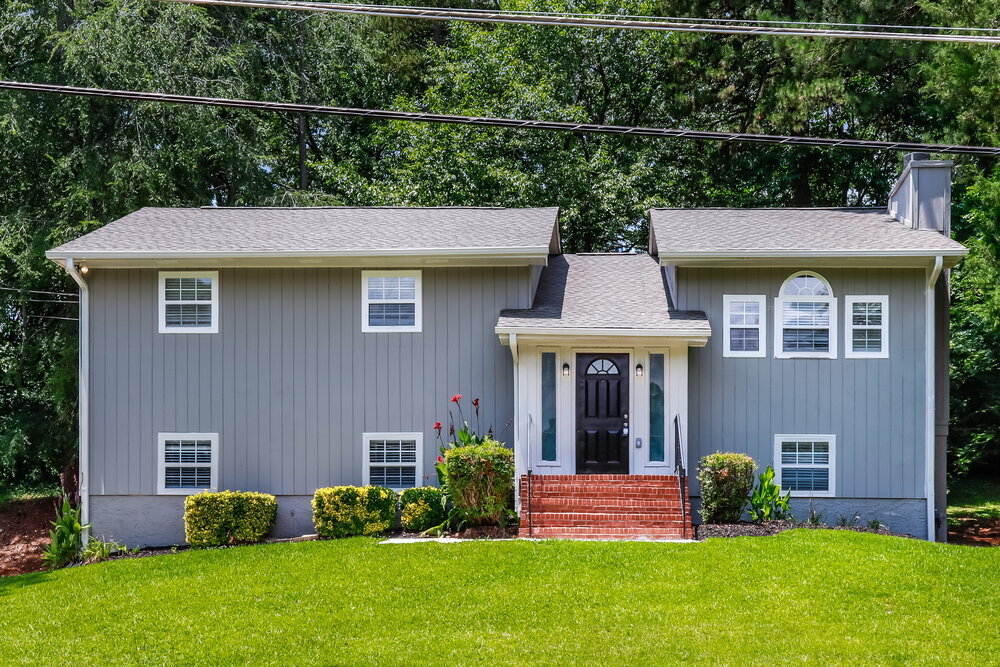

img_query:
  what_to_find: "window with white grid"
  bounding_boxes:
[158,271,219,334]
[158,433,218,495]
[723,295,766,357]
[361,271,422,332]
[845,296,889,359]
[775,272,837,359]
[774,435,835,497]
[363,433,423,489]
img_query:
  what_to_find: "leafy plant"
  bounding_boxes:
[184,491,278,548]
[866,518,885,530]
[806,499,825,526]
[399,487,445,532]
[81,537,135,564]
[312,486,397,538]
[697,452,756,524]
[748,466,792,523]
[837,513,862,528]
[41,495,88,570]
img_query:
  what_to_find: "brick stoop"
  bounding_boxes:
[518,474,692,540]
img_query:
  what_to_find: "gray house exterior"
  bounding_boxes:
[49,154,964,545]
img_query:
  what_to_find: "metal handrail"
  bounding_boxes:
[673,416,689,539]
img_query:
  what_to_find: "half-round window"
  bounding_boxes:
[586,358,620,375]
[781,272,831,296]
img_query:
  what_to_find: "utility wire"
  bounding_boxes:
[0,286,78,297]
[3,80,998,156]
[153,0,1000,44]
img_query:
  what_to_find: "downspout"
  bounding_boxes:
[64,258,90,539]
[925,256,943,542]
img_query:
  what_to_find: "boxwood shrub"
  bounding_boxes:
[184,490,277,548]
[443,440,515,526]
[312,486,397,538]
[399,487,445,532]
[697,452,757,524]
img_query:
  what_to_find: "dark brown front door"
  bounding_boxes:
[576,353,629,474]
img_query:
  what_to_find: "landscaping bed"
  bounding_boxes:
[0,498,55,577]
[695,520,908,540]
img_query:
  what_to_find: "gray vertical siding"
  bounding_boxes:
[678,267,926,500]
[88,266,529,496]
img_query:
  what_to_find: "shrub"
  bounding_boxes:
[42,495,88,570]
[399,487,445,532]
[312,486,397,538]
[698,452,756,524]
[441,440,515,527]
[184,490,277,548]
[748,465,792,522]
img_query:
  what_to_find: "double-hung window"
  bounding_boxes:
[722,295,766,357]
[363,433,423,489]
[361,271,422,332]
[775,272,837,359]
[845,296,888,358]
[157,432,218,494]
[158,271,219,334]
[774,435,835,497]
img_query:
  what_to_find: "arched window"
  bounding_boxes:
[775,272,837,359]
[586,358,620,375]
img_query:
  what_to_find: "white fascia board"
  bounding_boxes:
[658,249,966,269]
[45,246,548,260]
[495,325,711,341]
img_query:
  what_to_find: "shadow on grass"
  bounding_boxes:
[0,570,54,597]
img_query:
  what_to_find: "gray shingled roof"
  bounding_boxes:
[496,254,710,334]
[48,206,560,258]
[649,208,966,257]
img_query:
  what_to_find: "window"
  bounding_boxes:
[845,296,888,359]
[585,358,619,375]
[774,435,835,497]
[363,433,423,489]
[541,352,557,462]
[361,271,422,332]
[157,433,218,495]
[159,271,219,334]
[722,295,766,357]
[648,353,666,462]
[775,271,837,359]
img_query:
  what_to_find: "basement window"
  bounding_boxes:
[774,435,835,497]
[158,433,218,495]
[363,433,423,489]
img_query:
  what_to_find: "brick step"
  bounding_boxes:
[521,483,682,493]
[522,526,688,539]
[524,474,680,481]
[521,514,684,528]
[526,500,684,514]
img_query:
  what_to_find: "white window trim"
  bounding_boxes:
[537,349,562,466]
[773,434,836,498]
[722,295,767,358]
[845,295,889,359]
[361,270,422,333]
[158,271,219,334]
[774,271,837,359]
[157,432,219,495]
[362,432,424,490]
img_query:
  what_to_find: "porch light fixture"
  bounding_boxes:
[635,363,644,377]
[79,265,89,275]
[562,363,570,377]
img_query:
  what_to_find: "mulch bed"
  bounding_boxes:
[695,520,911,540]
[0,497,56,577]
[948,519,1000,547]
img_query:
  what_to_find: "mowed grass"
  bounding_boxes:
[1,530,998,665]
[948,476,1000,522]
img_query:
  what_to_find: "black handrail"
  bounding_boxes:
[673,416,689,539]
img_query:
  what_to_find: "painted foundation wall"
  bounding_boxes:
[677,267,928,505]
[87,266,531,539]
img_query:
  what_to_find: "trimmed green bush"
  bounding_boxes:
[443,440,515,526]
[312,486,397,538]
[698,452,756,524]
[399,487,445,532]
[184,491,277,548]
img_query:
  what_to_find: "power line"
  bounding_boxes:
[153,0,1000,44]
[0,286,78,297]
[3,80,998,156]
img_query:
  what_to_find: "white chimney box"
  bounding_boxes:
[889,152,953,235]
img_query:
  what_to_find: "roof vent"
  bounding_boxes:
[889,153,953,235]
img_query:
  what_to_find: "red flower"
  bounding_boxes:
[436,456,443,463]
[472,398,480,408]
[433,421,442,431]
[451,394,462,403]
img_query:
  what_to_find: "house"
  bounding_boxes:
[47,153,965,545]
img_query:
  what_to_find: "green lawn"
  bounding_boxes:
[948,476,1000,522]
[1,531,997,665]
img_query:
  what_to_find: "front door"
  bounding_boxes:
[576,353,629,474]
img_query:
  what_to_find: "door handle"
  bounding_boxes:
[635,437,642,449]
